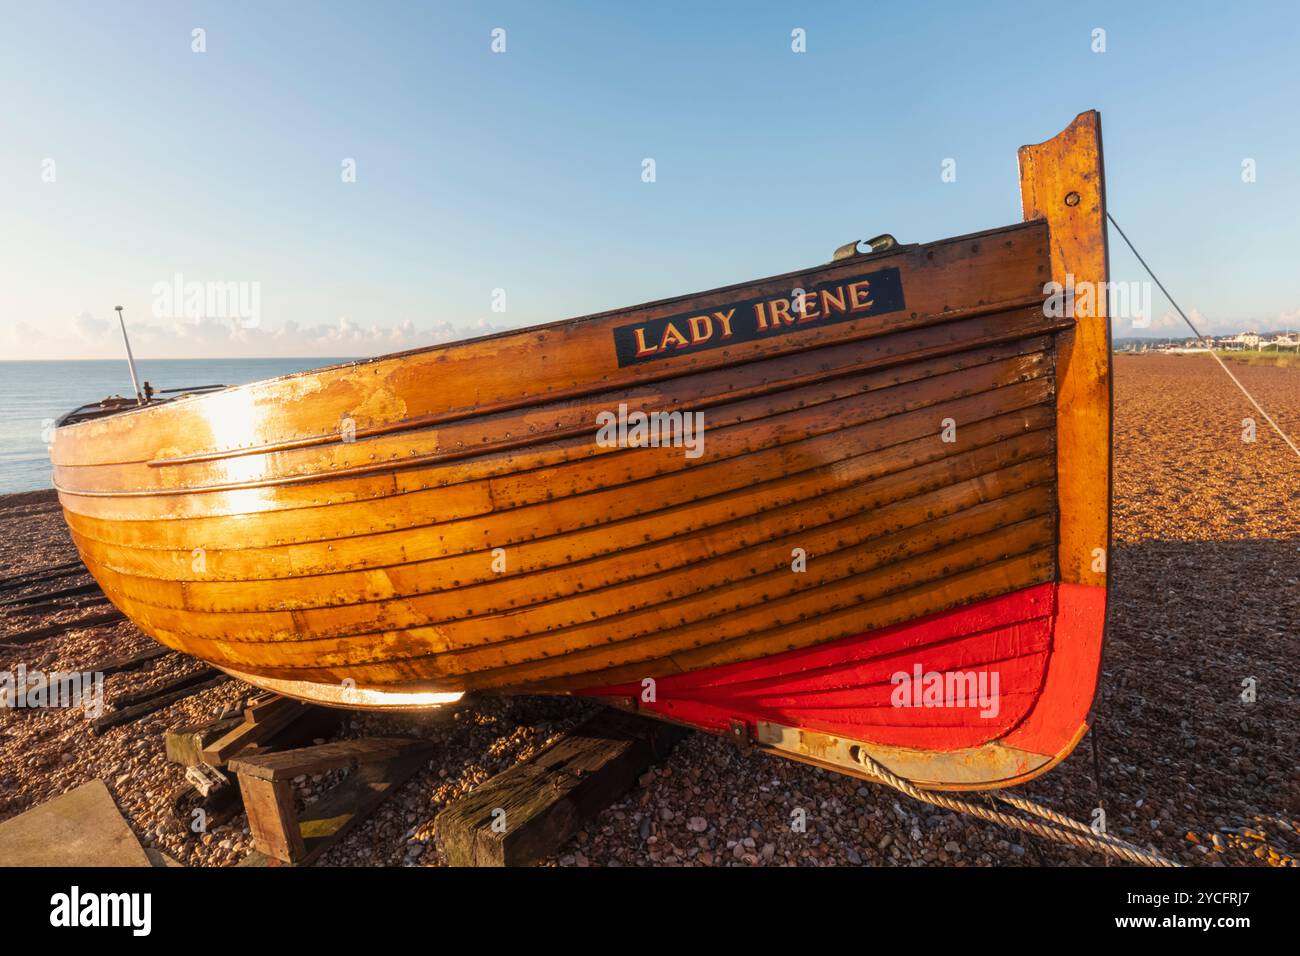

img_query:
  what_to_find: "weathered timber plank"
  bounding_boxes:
[10,595,111,617]
[434,710,686,866]
[238,776,304,862]
[109,666,219,709]
[200,700,307,766]
[0,562,86,593]
[165,716,244,767]
[237,746,434,866]
[90,675,231,735]
[87,644,172,675]
[243,693,297,724]
[2,610,126,647]
[228,736,429,781]
[0,581,101,608]
[179,705,342,769]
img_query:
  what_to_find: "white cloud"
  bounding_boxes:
[1117,306,1299,338]
[72,312,111,342]
[1276,307,1300,329]
[4,313,511,360]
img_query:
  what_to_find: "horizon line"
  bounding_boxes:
[0,355,360,362]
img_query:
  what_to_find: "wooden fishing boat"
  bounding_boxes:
[52,112,1110,790]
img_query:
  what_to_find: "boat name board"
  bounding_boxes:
[612,266,905,367]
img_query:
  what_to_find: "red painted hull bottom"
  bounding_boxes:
[578,582,1104,785]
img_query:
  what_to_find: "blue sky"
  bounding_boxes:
[2,0,1297,358]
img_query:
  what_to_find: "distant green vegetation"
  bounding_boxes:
[1215,349,1300,369]
[1116,349,1300,369]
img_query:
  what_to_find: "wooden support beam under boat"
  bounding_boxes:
[434,710,686,866]
[231,736,435,865]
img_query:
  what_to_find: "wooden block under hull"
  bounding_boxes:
[434,710,685,867]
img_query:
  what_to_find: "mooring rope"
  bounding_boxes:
[1107,212,1300,460]
[851,749,1181,867]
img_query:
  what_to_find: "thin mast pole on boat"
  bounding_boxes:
[114,305,144,405]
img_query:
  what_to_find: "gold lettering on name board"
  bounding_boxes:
[820,286,847,317]
[754,280,875,336]
[615,267,902,367]
[714,309,735,338]
[848,281,874,311]
[633,309,737,356]
[659,321,690,351]
[688,315,713,344]
[768,298,793,327]
[634,327,658,358]
[797,292,821,323]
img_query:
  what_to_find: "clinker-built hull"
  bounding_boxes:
[53,112,1110,789]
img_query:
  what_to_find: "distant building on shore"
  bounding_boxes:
[1216,331,1261,350]
[1262,332,1300,350]
[1119,330,1299,354]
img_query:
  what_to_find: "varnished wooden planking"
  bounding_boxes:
[65,349,1054,583]
[112,506,1056,686]
[62,304,1063,690]
[63,376,1054,596]
[68,395,1054,582]
[53,316,1059,498]
[47,114,1119,794]
[516,549,1057,694]
[94,479,1056,674]
[67,302,1057,487]
[52,222,1050,470]
[54,309,1058,518]
[73,405,1055,671]
[94,462,1057,651]
[451,544,1056,694]
[57,316,1051,520]
[80,406,1055,629]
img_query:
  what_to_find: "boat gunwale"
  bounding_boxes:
[54,310,1067,497]
[140,296,1060,470]
[51,219,1048,442]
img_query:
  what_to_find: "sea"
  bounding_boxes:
[0,359,351,495]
